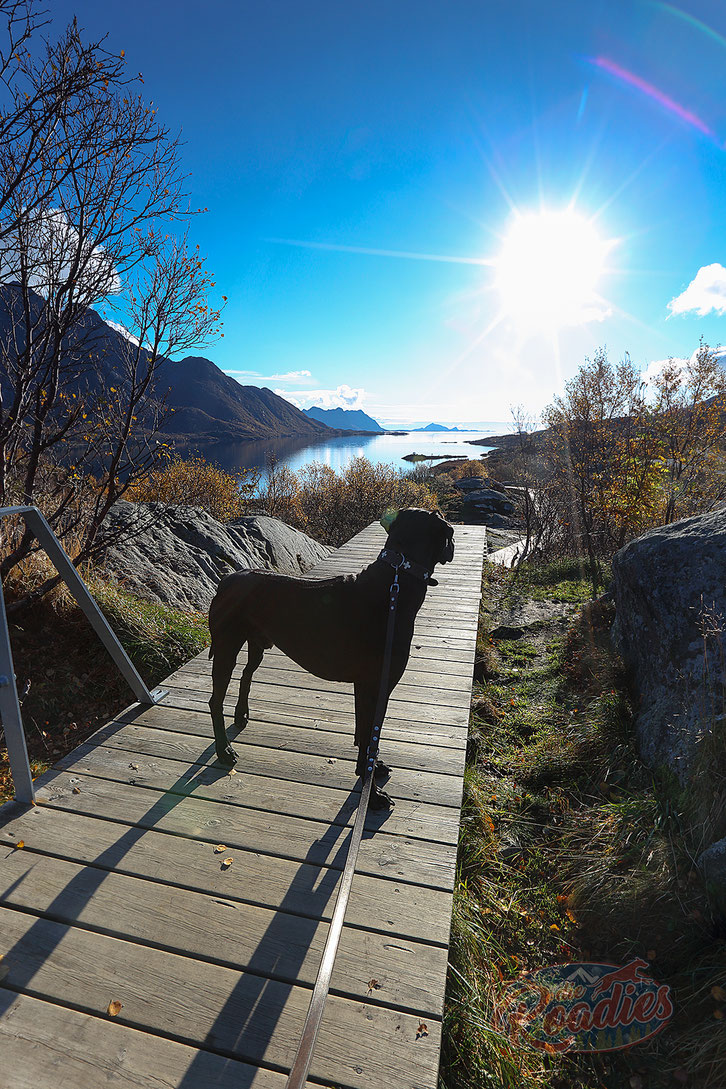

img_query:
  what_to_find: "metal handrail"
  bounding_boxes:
[0,505,167,803]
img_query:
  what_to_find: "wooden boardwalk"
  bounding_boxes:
[0,521,487,1089]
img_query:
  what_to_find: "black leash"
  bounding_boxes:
[285,557,403,1089]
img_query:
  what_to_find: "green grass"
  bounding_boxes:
[440,558,725,1089]
[92,577,209,685]
[508,557,612,604]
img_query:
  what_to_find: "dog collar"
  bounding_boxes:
[378,548,435,584]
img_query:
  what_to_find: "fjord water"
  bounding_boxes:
[196,428,503,479]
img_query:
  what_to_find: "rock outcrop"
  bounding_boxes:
[453,478,518,527]
[98,501,332,611]
[611,507,726,782]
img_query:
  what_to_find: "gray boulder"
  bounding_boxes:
[98,501,332,611]
[460,486,517,527]
[612,507,726,782]
[698,837,726,915]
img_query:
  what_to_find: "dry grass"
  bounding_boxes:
[440,560,726,1089]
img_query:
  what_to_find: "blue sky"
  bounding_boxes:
[52,0,726,426]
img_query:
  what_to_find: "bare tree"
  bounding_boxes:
[0,2,223,604]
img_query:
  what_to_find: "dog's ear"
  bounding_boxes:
[433,510,455,564]
[380,508,399,532]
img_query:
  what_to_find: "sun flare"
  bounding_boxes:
[495,209,612,331]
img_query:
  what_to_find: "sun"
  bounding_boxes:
[494,209,613,331]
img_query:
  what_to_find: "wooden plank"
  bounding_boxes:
[33,764,459,891]
[42,753,464,845]
[0,849,448,1016]
[164,667,473,712]
[0,992,290,1089]
[175,656,474,694]
[117,700,469,752]
[87,721,467,812]
[105,705,467,773]
[0,907,442,1089]
[0,804,455,944]
[161,684,471,729]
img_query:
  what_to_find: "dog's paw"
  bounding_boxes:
[374,760,391,782]
[216,745,238,767]
[233,710,249,730]
[370,786,395,811]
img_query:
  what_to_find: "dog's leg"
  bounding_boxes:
[354,682,394,810]
[234,639,264,728]
[209,642,244,766]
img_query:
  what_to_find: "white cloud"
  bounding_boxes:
[644,344,726,385]
[668,264,726,316]
[225,368,313,384]
[275,384,367,411]
[267,369,312,382]
[1,207,120,300]
[642,356,688,383]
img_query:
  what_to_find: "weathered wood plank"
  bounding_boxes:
[0,849,448,1015]
[41,754,463,845]
[88,721,466,812]
[117,700,469,752]
[175,656,474,694]
[33,763,459,890]
[161,683,472,729]
[0,907,442,1089]
[105,706,467,773]
[0,993,290,1089]
[0,804,454,944]
[164,667,473,712]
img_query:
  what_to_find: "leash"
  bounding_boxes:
[285,556,403,1089]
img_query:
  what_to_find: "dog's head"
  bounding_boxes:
[380,507,455,571]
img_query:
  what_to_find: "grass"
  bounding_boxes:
[440,559,726,1089]
[0,574,208,804]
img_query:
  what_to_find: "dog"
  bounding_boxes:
[207,507,455,810]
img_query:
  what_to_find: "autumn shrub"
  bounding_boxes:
[258,455,440,546]
[128,454,258,523]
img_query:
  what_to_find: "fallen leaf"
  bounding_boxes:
[213,845,227,854]
[367,979,381,993]
[712,985,726,1002]
[72,786,81,795]
[221,857,233,869]
[129,763,139,771]
[714,1009,724,1020]
[416,1021,428,1039]
[646,949,657,960]
[107,1000,123,1017]
[227,768,237,777]
[14,840,24,850]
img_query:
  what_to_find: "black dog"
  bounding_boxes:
[207,508,454,809]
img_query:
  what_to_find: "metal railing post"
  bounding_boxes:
[0,572,34,803]
[0,505,168,803]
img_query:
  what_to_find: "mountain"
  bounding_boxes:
[0,284,334,444]
[303,406,383,432]
[413,422,462,432]
[158,357,331,442]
